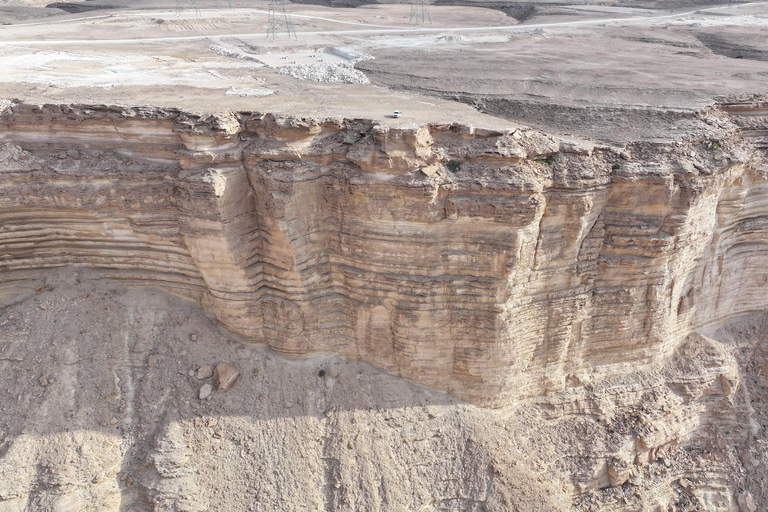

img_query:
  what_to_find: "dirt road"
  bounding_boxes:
[0,1,765,45]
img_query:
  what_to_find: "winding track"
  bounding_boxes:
[0,1,765,46]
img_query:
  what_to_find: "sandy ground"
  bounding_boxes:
[0,268,563,510]
[0,0,766,140]
[0,268,765,510]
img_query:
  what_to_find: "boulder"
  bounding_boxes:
[214,362,240,393]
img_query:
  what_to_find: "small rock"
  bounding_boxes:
[214,362,240,393]
[110,418,118,425]
[190,334,198,342]
[39,304,46,311]
[738,491,757,512]
[196,365,214,380]
[199,383,212,400]
[420,164,441,177]
[38,376,48,387]
[607,461,630,487]
[147,355,157,368]
[720,374,732,396]
[207,418,218,427]
[188,369,195,377]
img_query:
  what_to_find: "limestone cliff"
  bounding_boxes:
[0,99,766,409]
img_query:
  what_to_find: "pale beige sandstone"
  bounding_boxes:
[213,362,239,392]
[0,99,766,409]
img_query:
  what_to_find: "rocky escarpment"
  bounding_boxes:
[0,100,766,409]
[1,100,768,510]
[0,269,763,512]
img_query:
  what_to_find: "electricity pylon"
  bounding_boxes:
[266,0,297,40]
[409,0,431,24]
[176,0,201,15]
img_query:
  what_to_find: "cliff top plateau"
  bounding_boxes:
[1,0,767,142]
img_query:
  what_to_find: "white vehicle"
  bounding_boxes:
[392,110,402,118]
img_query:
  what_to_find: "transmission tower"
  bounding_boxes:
[409,0,431,24]
[176,0,201,15]
[266,0,297,40]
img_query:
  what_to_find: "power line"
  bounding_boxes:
[266,0,297,40]
[176,0,201,16]
[409,0,431,24]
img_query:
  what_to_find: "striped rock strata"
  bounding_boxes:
[0,100,766,406]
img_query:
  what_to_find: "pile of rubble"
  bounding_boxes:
[277,62,370,84]
[208,44,263,63]
[193,361,241,400]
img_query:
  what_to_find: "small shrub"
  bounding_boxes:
[536,154,556,165]
[318,369,326,378]
[612,163,621,171]
[707,141,721,151]
[446,160,463,173]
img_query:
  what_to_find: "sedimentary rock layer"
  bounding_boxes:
[0,100,766,406]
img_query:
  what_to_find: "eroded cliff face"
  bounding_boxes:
[2,99,768,510]
[1,100,767,408]
[0,269,764,511]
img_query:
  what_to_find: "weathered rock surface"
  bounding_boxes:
[213,363,239,392]
[0,270,765,511]
[0,100,766,409]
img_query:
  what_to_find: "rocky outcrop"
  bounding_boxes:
[0,270,763,511]
[0,101,766,407]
